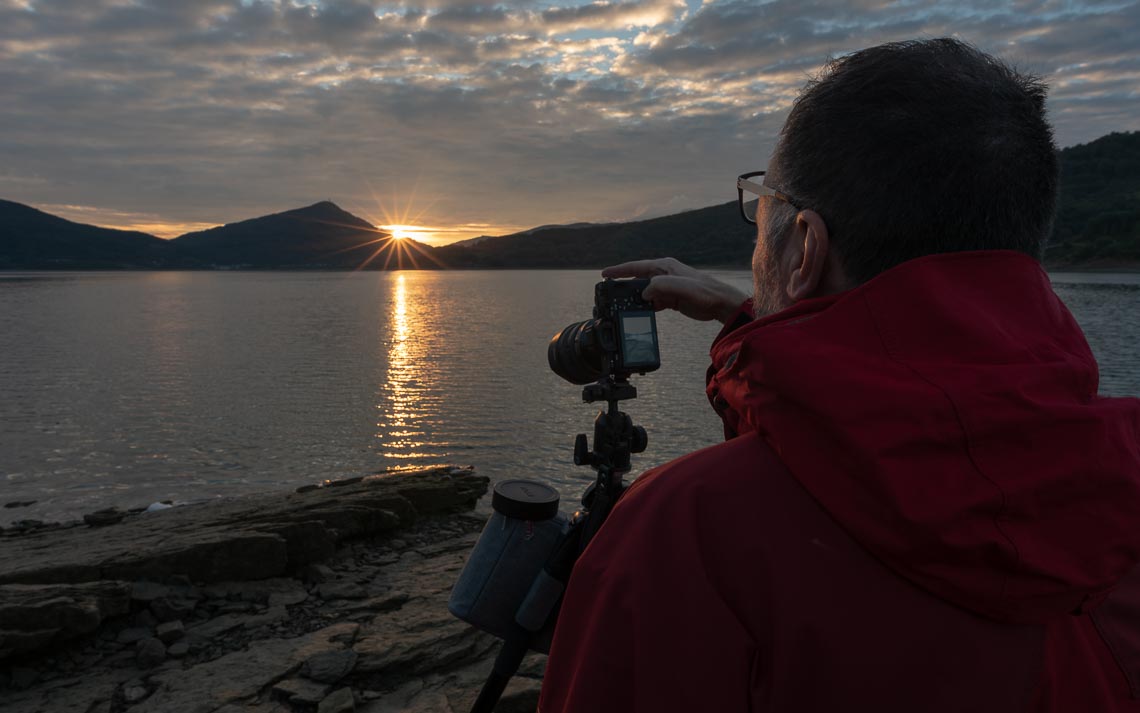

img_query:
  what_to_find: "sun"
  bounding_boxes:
[381,224,420,241]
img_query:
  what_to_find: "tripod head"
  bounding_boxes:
[571,375,648,547]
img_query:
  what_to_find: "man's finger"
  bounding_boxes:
[642,275,699,310]
[601,258,679,279]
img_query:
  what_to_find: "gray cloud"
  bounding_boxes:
[0,0,1136,240]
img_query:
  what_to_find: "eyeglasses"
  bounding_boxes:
[737,171,803,225]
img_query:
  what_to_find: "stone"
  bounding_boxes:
[131,581,170,604]
[123,682,150,703]
[497,675,543,713]
[244,605,288,629]
[83,508,126,527]
[136,637,166,668]
[136,622,358,713]
[0,581,130,660]
[302,650,358,683]
[318,687,356,713]
[133,608,158,628]
[316,582,367,601]
[273,677,331,705]
[186,613,245,640]
[151,596,196,622]
[267,587,309,608]
[303,564,335,585]
[156,620,184,643]
[0,469,483,589]
[359,689,452,713]
[117,626,153,645]
[353,611,494,676]
[4,501,36,509]
[167,641,189,658]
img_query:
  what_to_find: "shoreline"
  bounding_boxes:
[0,466,542,713]
[2,260,1139,274]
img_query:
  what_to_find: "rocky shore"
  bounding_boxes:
[0,466,545,713]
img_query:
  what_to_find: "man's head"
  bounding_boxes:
[752,38,1059,317]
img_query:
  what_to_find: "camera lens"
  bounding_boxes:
[548,320,606,384]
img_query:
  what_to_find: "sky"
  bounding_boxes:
[1,0,1138,245]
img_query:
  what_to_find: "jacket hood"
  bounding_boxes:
[707,250,1140,623]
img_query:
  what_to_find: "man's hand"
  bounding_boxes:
[602,257,749,324]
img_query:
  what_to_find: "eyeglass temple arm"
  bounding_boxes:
[737,176,775,197]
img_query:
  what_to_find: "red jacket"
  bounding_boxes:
[539,251,1140,712]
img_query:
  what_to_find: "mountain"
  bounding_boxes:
[436,202,753,269]
[170,201,403,268]
[0,199,177,269]
[2,131,1137,270]
[447,222,610,249]
[438,132,1140,270]
[1046,131,1140,267]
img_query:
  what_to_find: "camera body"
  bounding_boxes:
[548,278,661,385]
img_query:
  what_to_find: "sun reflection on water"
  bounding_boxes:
[375,273,438,470]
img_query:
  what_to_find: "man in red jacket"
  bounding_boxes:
[538,39,1140,712]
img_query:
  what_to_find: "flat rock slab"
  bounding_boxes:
[0,581,131,658]
[0,466,486,588]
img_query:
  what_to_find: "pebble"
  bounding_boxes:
[83,508,125,527]
[152,596,197,622]
[268,589,309,607]
[318,687,356,713]
[123,683,149,704]
[273,677,331,705]
[156,620,185,644]
[133,609,159,629]
[167,641,190,658]
[302,650,358,684]
[116,627,153,645]
[135,637,167,668]
[303,563,334,585]
[316,582,367,601]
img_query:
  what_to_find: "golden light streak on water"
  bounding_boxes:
[376,273,431,470]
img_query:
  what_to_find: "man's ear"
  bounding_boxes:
[782,209,832,302]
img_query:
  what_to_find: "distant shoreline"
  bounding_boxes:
[2,262,1139,274]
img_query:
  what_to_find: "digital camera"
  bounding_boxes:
[547,278,661,385]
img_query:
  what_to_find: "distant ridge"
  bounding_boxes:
[435,202,752,268]
[0,199,176,269]
[2,131,1138,270]
[171,201,397,268]
[1047,131,1140,267]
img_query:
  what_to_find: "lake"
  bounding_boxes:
[1,269,1138,526]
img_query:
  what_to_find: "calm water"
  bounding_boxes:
[1,270,1138,525]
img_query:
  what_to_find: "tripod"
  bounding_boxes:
[468,375,647,713]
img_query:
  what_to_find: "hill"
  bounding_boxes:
[2,130,1137,270]
[444,132,1140,271]
[436,202,753,269]
[0,199,177,269]
[1047,131,1140,267]
[170,201,407,268]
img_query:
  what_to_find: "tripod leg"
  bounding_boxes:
[470,636,530,713]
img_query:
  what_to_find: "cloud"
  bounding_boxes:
[0,0,1136,240]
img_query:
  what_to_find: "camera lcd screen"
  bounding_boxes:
[619,311,660,369]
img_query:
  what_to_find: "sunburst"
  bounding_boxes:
[313,178,450,270]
